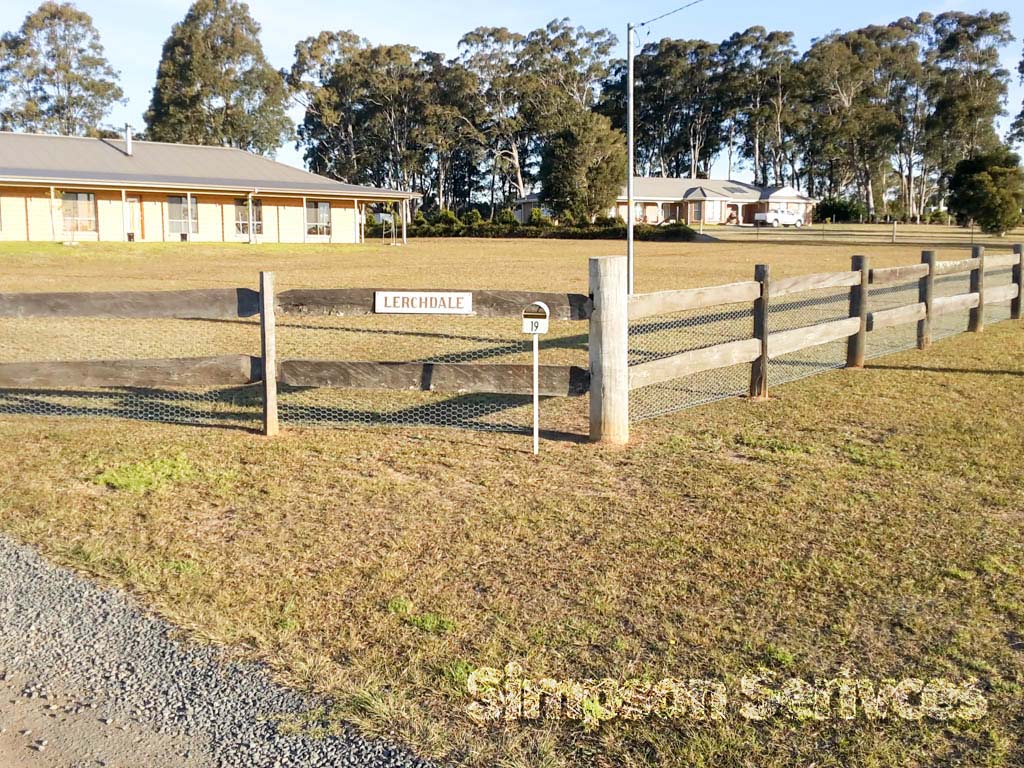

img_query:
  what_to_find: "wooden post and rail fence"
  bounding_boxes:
[0,242,1021,444]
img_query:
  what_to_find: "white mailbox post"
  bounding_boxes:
[522,301,550,455]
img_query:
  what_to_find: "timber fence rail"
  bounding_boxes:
[0,277,592,435]
[601,243,1023,441]
[0,245,1020,442]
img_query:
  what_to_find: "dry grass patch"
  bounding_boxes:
[1,236,1023,766]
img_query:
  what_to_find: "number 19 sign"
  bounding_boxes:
[522,302,550,455]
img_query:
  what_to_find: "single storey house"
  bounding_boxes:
[0,130,416,244]
[515,177,817,226]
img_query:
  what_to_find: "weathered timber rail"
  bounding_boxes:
[0,242,1021,443]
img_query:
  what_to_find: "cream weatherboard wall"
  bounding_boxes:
[0,187,367,244]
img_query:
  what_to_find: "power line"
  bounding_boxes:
[637,0,710,29]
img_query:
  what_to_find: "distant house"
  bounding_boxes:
[515,178,817,226]
[0,130,416,244]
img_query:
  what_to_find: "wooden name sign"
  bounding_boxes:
[374,291,474,315]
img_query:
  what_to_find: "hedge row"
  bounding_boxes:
[368,222,697,241]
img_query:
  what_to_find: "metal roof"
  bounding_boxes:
[618,177,814,202]
[516,178,816,205]
[0,132,415,200]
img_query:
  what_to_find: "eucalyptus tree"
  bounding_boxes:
[145,0,291,154]
[599,37,726,178]
[0,1,122,135]
[1012,46,1024,145]
[926,11,1014,174]
[287,30,369,182]
[458,27,532,207]
[800,26,910,216]
[419,53,485,212]
[718,27,798,186]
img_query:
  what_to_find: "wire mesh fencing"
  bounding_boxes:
[933,272,972,341]
[273,291,588,434]
[985,267,1014,326]
[0,315,262,428]
[628,304,753,421]
[866,280,920,359]
[768,286,851,386]
[627,253,1021,426]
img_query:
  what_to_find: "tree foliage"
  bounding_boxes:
[948,148,1024,234]
[0,1,122,135]
[290,19,618,218]
[595,11,1015,223]
[144,0,291,155]
[1010,46,1024,145]
[540,111,626,221]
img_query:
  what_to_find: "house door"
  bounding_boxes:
[126,196,143,240]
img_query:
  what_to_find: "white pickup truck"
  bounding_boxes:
[754,209,804,227]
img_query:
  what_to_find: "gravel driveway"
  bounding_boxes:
[0,535,435,768]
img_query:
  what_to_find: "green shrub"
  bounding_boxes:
[816,197,867,223]
[401,220,696,241]
[433,209,461,228]
[529,206,552,227]
[461,209,483,226]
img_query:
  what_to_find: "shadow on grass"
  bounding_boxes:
[867,363,1024,377]
[277,387,586,441]
[0,386,263,433]
[0,385,587,440]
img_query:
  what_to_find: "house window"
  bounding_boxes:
[306,200,331,236]
[692,201,703,221]
[168,196,198,235]
[705,200,720,222]
[234,198,263,235]
[61,192,96,232]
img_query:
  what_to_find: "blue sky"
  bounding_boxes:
[2,0,1022,179]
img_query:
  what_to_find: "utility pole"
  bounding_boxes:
[625,1,708,298]
[626,22,636,295]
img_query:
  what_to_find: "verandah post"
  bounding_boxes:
[260,271,279,437]
[968,245,985,333]
[846,254,869,368]
[589,256,629,444]
[918,250,935,349]
[1012,244,1023,321]
[749,263,770,400]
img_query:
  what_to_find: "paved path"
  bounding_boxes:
[0,535,433,768]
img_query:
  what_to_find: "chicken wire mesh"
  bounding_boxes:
[0,315,262,427]
[866,280,920,359]
[932,271,972,341]
[273,298,588,434]
[768,286,851,386]
[985,266,1014,326]
[628,304,753,421]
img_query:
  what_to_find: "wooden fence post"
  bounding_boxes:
[260,271,279,436]
[846,255,869,368]
[749,263,770,400]
[918,250,935,349]
[968,245,985,333]
[589,256,629,444]
[1012,244,1023,321]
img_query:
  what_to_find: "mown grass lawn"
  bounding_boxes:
[1,235,1022,767]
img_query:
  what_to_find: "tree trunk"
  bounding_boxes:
[510,142,525,200]
[727,123,734,179]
